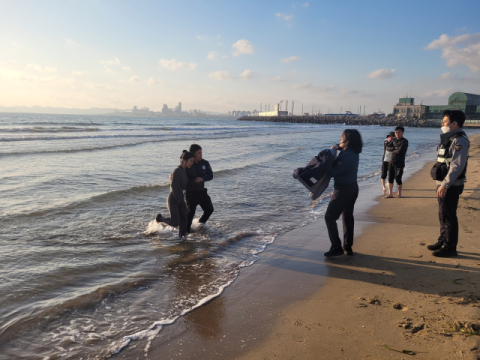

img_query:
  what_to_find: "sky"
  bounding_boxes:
[1,0,480,114]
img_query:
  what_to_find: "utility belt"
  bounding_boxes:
[430,132,468,181]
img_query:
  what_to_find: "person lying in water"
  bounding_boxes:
[156,150,194,239]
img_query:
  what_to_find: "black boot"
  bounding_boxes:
[324,246,344,258]
[427,241,443,251]
[432,246,458,257]
[343,245,353,256]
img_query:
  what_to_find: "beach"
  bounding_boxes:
[129,134,480,360]
[1,114,479,358]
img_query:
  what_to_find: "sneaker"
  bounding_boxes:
[324,247,344,258]
[343,245,353,256]
[155,213,163,223]
[432,246,458,258]
[427,242,443,251]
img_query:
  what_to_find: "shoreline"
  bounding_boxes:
[122,135,480,359]
[238,115,480,129]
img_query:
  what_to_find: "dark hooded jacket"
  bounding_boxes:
[293,149,336,200]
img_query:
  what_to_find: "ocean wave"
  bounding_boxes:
[0,126,100,133]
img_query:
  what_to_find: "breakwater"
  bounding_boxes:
[238,115,441,127]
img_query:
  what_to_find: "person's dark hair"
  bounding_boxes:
[395,126,405,132]
[342,129,363,154]
[443,109,465,127]
[180,150,194,162]
[189,144,202,154]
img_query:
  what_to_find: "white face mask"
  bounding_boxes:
[441,126,450,134]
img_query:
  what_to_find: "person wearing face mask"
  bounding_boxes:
[428,110,469,257]
[324,129,363,257]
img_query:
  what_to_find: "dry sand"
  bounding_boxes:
[236,135,480,360]
[128,134,480,360]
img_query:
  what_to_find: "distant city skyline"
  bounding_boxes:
[1,0,479,114]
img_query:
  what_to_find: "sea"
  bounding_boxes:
[0,113,476,359]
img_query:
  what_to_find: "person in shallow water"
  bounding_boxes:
[185,144,214,232]
[324,129,363,257]
[156,150,194,238]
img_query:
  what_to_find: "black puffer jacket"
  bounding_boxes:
[386,137,408,168]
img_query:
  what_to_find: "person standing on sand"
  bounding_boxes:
[185,144,214,232]
[385,126,408,198]
[428,110,469,258]
[324,129,363,257]
[156,150,194,239]
[381,131,395,195]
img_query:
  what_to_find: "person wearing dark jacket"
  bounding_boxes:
[385,126,408,198]
[427,110,469,257]
[185,144,214,232]
[381,131,395,195]
[324,129,363,257]
[156,150,194,238]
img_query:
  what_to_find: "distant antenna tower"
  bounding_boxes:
[302,103,303,115]
[285,100,288,112]
[291,101,294,115]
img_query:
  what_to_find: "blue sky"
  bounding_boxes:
[1,0,479,114]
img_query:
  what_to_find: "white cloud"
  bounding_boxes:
[276,13,293,21]
[263,76,286,83]
[222,54,229,58]
[425,33,480,72]
[281,56,300,63]
[66,38,79,46]
[85,82,112,90]
[420,88,453,99]
[439,72,456,80]
[100,58,121,65]
[196,35,207,41]
[159,58,197,70]
[232,39,254,57]
[240,69,256,80]
[72,71,87,76]
[293,83,335,92]
[122,66,131,71]
[147,78,162,86]
[367,68,396,79]
[303,2,309,6]
[207,51,218,60]
[27,63,57,73]
[208,70,231,80]
[105,68,116,74]
[129,76,139,83]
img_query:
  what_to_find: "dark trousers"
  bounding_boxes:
[438,184,463,250]
[325,182,359,249]
[186,189,214,232]
[388,164,404,185]
[381,162,389,180]
[164,193,188,237]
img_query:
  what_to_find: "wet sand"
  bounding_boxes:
[123,134,480,359]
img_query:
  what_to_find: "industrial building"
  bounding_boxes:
[393,92,480,119]
[258,103,288,117]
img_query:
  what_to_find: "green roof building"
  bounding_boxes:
[424,92,480,119]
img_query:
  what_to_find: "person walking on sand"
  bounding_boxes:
[427,110,469,258]
[381,131,395,195]
[185,144,214,232]
[385,126,408,198]
[324,129,363,257]
[156,150,194,239]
